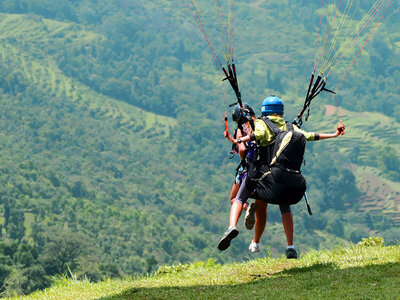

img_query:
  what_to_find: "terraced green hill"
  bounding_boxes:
[318,106,400,225]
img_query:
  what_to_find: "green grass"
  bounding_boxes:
[14,237,400,299]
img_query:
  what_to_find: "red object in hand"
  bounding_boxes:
[224,112,229,135]
[337,120,345,135]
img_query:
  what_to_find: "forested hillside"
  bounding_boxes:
[0,0,399,296]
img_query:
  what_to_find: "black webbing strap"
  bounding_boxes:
[286,122,294,131]
[262,117,282,136]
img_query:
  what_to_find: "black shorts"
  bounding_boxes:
[235,176,291,214]
[279,204,291,213]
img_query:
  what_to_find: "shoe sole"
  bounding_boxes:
[245,206,257,230]
[218,228,239,251]
[285,250,298,259]
[245,214,255,230]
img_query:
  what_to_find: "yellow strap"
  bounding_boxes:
[259,171,271,181]
[270,131,293,166]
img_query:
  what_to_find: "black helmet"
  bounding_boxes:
[232,105,242,123]
[243,103,255,117]
[231,103,255,123]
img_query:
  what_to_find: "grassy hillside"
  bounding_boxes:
[14,237,400,299]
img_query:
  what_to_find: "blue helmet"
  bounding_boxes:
[261,96,284,116]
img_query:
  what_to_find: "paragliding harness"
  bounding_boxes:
[245,117,307,206]
[230,109,256,183]
[229,105,255,159]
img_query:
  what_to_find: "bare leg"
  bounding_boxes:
[229,201,243,227]
[218,177,253,251]
[281,212,294,246]
[253,200,267,243]
[218,201,242,251]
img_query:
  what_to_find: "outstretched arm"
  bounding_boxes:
[224,131,251,145]
[318,120,345,140]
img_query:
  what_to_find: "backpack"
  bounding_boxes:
[252,117,307,205]
[262,117,306,172]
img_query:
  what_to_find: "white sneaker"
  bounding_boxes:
[249,241,260,253]
[244,203,257,230]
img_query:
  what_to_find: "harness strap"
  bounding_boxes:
[262,117,281,136]
[270,131,293,166]
[235,160,245,177]
[263,117,296,134]
[228,127,240,159]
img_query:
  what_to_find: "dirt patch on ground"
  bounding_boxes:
[325,105,336,116]
[358,172,390,198]
[325,105,349,116]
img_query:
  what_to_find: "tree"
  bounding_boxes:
[145,255,158,274]
[15,243,39,268]
[0,241,49,295]
[378,146,400,180]
[41,227,93,276]
[7,210,26,242]
[326,218,344,237]
[0,263,12,291]
[70,181,88,198]
[21,264,49,294]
